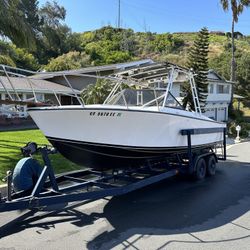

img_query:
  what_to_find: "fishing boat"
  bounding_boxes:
[27,63,226,170]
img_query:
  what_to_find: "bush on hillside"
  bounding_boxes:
[0,55,16,67]
[11,46,39,70]
[44,51,91,71]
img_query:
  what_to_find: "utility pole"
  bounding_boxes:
[118,0,121,28]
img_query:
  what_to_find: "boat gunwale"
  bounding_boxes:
[28,106,226,125]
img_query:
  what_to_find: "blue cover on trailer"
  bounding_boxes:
[12,157,42,192]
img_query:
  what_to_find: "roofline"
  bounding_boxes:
[233,94,245,99]
[208,79,233,84]
[0,89,80,95]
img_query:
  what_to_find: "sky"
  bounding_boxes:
[38,0,250,34]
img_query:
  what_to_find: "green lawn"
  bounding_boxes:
[0,129,81,184]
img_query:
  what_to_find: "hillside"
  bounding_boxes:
[1,26,250,103]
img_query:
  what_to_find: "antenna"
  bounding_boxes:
[118,0,121,28]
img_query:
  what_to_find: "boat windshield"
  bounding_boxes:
[107,89,184,109]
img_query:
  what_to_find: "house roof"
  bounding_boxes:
[233,94,245,99]
[208,70,234,85]
[208,69,225,81]
[31,59,154,80]
[0,76,80,95]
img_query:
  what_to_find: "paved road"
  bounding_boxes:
[0,142,250,250]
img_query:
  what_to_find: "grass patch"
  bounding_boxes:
[0,129,81,184]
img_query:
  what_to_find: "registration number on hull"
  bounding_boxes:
[89,111,122,117]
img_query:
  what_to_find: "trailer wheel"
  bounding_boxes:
[206,155,217,176]
[194,158,206,180]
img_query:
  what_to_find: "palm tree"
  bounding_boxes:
[0,0,36,49]
[220,0,250,82]
[81,79,115,104]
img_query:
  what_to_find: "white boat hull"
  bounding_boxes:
[28,105,226,169]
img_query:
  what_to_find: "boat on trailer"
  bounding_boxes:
[0,62,227,213]
[27,63,226,170]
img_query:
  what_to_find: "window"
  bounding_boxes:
[35,94,44,102]
[25,93,44,102]
[208,84,214,93]
[25,94,35,101]
[217,84,230,94]
[5,93,22,100]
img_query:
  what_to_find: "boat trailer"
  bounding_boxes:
[0,127,226,213]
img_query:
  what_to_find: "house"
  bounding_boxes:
[148,69,232,121]
[0,75,80,118]
[204,70,232,121]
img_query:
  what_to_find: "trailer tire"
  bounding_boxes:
[206,155,216,176]
[194,158,206,180]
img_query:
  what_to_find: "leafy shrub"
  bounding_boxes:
[81,79,114,104]
[0,41,38,70]
[0,55,16,67]
[11,46,39,70]
[44,51,90,71]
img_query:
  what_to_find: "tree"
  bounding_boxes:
[235,51,250,104]
[220,0,250,82]
[39,0,66,28]
[81,79,114,104]
[11,46,39,70]
[44,51,90,71]
[209,51,231,80]
[0,0,38,49]
[35,1,81,64]
[0,40,39,70]
[0,55,16,67]
[21,0,42,34]
[183,27,209,112]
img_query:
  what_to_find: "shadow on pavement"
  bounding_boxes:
[88,160,250,249]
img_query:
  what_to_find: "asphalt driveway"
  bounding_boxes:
[0,142,250,250]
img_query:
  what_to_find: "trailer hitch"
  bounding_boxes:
[21,142,57,156]
[21,142,38,157]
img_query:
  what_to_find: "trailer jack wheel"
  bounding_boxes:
[206,155,216,176]
[194,158,206,180]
